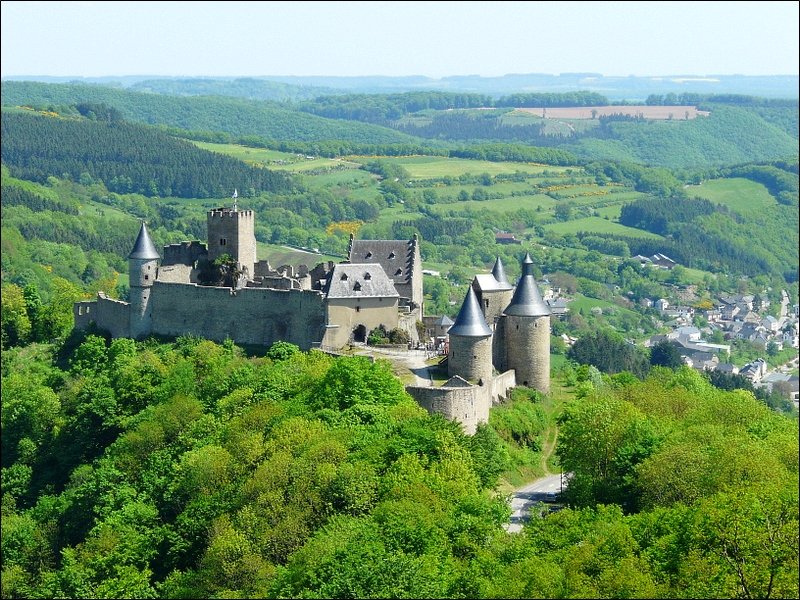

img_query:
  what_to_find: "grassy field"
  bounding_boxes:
[386,156,574,179]
[544,216,663,239]
[429,194,556,214]
[193,142,298,164]
[193,141,358,172]
[690,178,777,216]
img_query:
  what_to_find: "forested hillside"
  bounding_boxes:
[1,336,796,598]
[395,104,798,168]
[0,110,294,198]
[4,82,797,170]
[0,82,419,145]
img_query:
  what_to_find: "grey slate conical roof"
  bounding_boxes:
[128,222,160,260]
[521,252,535,277]
[504,255,550,317]
[491,257,512,289]
[448,287,492,337]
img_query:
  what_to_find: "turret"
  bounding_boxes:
[448,287,493,385]
[502,253,550,392]
[491,256,511,288]
[128,222,160,339]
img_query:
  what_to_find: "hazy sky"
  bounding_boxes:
[2,1,798,78]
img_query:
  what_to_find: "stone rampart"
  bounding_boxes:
[490,369,517,404]
[74,293,131,338]
[407,382,487,435]
[149,282,325,349]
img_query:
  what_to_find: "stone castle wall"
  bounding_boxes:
[408,383,487,435]
[492,316,508,372]
[149,281,326,349]
[74,293,131,338]
[490,369,517,405]
[409,238,424,312]
[163,241,207,267]
[398,308,421,345]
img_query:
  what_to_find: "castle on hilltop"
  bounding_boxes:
[407,254,550,434]
[74,205,422,350]
[74,203,550,434]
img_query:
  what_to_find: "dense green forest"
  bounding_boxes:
[1,335,797,598]
[618,193,797,279]
[0,82,420,145]
[0,110,294,198]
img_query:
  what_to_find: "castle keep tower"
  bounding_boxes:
[128,222,160,339]
[503,253,551,393]
[448,287,494,385]
[207,206,257,279]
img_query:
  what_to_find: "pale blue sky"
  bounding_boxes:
[2,1,798,78]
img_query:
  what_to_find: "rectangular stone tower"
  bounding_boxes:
[207,207,257,279]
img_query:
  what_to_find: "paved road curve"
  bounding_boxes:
[505,473,565,533]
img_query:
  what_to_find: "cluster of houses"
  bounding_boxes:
[645,290,799,406]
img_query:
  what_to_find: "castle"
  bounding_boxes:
[406,254,551,434]
[74,205,422,350]
[74,204,550,434]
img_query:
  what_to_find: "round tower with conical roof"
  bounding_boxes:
[128,222,160,339]
[503,253,550,393]
[448,287,494,384]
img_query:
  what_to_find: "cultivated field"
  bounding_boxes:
[513,106,711,120]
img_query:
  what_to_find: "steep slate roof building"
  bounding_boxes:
[347,234,423,314]
[75,207,421,351]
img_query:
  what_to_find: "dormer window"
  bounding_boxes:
[395,268,403,276]
[340,273,348,281]
[353,282,362,292]
[388,251,396,259]
[365,251,373,259]
[364,272,372,280]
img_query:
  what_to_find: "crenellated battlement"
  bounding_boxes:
[208,207,254,219]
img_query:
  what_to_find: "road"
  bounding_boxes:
[504,473,566,533]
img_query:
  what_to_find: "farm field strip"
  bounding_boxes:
[544,216,664,239]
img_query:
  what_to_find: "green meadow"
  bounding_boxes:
[544,216,664,239]
[691,177,778,216]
